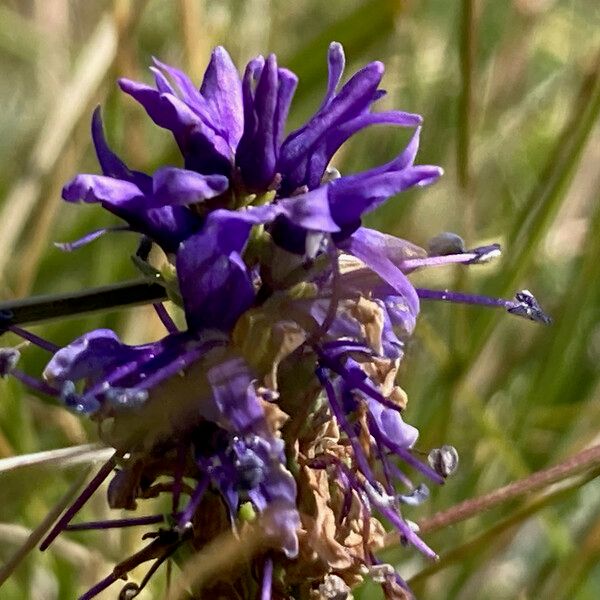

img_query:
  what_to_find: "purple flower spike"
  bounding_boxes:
[3,41,553,600]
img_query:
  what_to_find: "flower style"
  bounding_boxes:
[0,43,551,600]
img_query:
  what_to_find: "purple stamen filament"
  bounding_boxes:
[153,302,179,334]
[178,477,209,528]
[316,350,405,413]
[261,556,273,600]
[11,369,59,397]
[135,344,216,391]
[416,288,511,309]
[66,514,168,531]
[316,367,376,481]
[366,413,444,485]
[7,325,60,353]
[337,462,437,560]
[78,572,120,600]
[400,252,481,270]
[40,453,119,551]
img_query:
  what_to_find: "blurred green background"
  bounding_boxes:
[0,0,599,598]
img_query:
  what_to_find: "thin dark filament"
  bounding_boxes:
[178,477,209,527]
[11,369,58,397]
[366,412,444,485]
[338,462,436,559]
[171,443,187,516]
[153,302,179,333]
[78,572,119,600]
[316,367,376,482]
[372,438,395,495]
[81,532,181,600]
[316,350,404,413]
[166,559,172,598]
[416,288,509,309]
[120,550,176,599]
[7,325,60,353]
[384,457,414,489]
[40,453,119,551]
[338,485,353,526]
[66,514,168,531]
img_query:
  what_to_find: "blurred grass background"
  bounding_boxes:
[0,0,599,598]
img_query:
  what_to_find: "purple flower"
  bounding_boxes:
[59,43,446,348]
[38,327,300,562]
[1,42,553,600]
[61,44,438,262]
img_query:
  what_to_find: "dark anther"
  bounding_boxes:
[428,445,459,478]
[141,527,185,544]
[135,236,153,261]
[227,440,266,491]
[507,290,552,325]
[119,582,140,600]
[0,309,14,333]
[60,380,101,414]
[467,243,502,264]
[0,347,20,377]
[398,483,430,506]
[428,232,466,256]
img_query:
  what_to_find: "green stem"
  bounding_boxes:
[458,0,474,199]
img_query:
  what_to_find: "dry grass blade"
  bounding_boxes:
[0,5,41,61]
[0,14,118,283]
[0,522,97,567]
[384,442,600,548]
[406,467,600,587]
[0,444,113,474]
[0,467,91,587]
